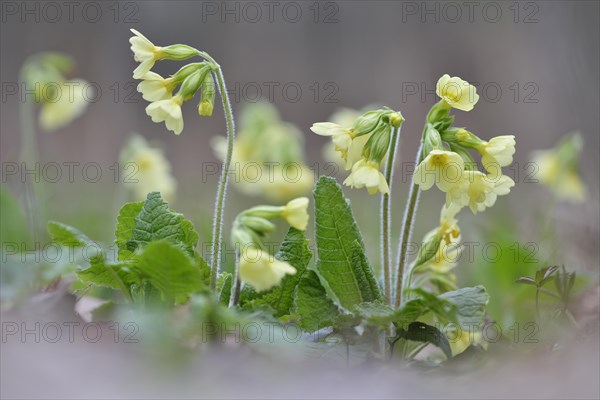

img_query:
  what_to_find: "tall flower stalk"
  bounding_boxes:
[394,74,517,309]
[381,124,401,305]
[129,30,236,290]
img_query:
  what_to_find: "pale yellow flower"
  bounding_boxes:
[477,135,516,175]
[239,247,296,292]
[530,134,586,202]
[129,29,164,79]
[145,94,184,135]
[39,79,89,131]
[456,171,515,214]
[447,328,484,357]
[282,197,309,230]
[137,71,175,102]
[436,74,479,112]
[413,150,465,192]
[421,236,461,274]
[120,135,176,203]
[343,159,389,195]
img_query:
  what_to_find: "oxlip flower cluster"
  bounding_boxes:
[119,134,176,203]
[212,102,314,202]
[530,132,586,202]
[129,29,216,135]
[311,107,404,194]
[21,52,90,131]
[413,75,516,214]
[231,197,310,292]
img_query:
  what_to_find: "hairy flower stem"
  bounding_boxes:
[208,64,236,291]
[381,126,401,306]
[394,139,424,308]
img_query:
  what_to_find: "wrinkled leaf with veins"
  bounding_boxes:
[127,192,199,258]
[294,270,340,333]
[313,176,383,310]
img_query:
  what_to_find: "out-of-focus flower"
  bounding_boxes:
[238,247,296,292]
[120,135,176,203]
[39,79,89,131]
[447,327,485,357]
[281,197,310,230]
[212,102,314,201]
[343,159,389,195]
[436,74,479,112]
[530,133,586,202]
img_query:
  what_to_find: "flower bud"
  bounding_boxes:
[178,67,209,101]
[161,44,199,61]
[363,122,391,163]
[426,99,451,124]
[389,111,404,128]
[442,128,483,148]
[422,124,444,156]
[171,62,207,85]
[352,110,382,137]
[414,232,443,268]
[239,215,276,233]
[199,73,215,116]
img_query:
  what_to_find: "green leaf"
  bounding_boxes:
[130,240,204,305]
[394,322,452,359]
[313,176,382,309]
[439,286,489,329]
[240,228,312,316]
[0,186,29,245]
[353,301,396,329]
[115,201,144,260]
[128,192,199,259]
[47,221,92,247]
[77,256,139,291]
[217,272,233,305]
[294,270,340,333]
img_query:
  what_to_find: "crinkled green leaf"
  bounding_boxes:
[47,221,92,247]
[128,192,199,259]
[313,177,382,309]
[115,201,144,260]
[77,255,139,290]
[439,286,489,329]
[130,240,204,305]
[294,270,340,333]
[240,228,312,316]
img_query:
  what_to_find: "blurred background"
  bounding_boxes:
[1,1,599,398]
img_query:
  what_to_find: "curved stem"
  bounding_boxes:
[381,125,401,306]
[394,140,423,308]
[209,66,236,291]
